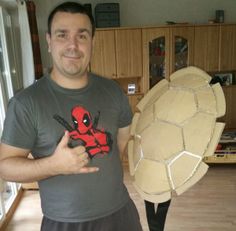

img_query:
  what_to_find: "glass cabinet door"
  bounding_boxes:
[143,27,194,92]
[174,36,188,71]
[149,37,166,88]
[170,26,194,75]
[142,27,170,93]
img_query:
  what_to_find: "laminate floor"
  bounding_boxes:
[4,164,236,231]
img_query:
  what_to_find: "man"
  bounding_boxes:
[0,2,143,231]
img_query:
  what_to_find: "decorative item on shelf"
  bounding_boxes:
[127,83,136,94]
[95,3,120,28]
[208,19,215,24]
[210,72,234,86]
[215,10,224,23]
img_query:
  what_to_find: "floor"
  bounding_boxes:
[4,164,236,231]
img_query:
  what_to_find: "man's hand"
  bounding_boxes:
[0,131,99,183]
[50,131,99,175]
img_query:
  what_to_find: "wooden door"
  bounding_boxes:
[170,26,194,75]
[194,25,220,72]
[142,27,170,92]
[219,24,236,71]
[220,86,236,129]
[90,30,116,79]
[115,29,142,78]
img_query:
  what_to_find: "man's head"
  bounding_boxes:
[46,2,96,83]
[47,2,95,37]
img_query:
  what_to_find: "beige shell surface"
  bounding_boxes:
[128,66,226,203]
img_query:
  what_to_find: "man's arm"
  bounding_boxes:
[117,125,131,156]
[0,131,99,183]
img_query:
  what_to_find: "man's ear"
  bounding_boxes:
[46,32,51,53]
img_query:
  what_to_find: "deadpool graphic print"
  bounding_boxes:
[53,106,113,158]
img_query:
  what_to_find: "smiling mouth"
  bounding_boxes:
[64,55,81,59]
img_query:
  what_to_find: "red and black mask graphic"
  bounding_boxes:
[53,106,113,158]
[71,106,92,134]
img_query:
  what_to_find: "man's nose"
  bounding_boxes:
[67,35,79,48]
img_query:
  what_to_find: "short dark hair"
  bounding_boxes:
[47,1,95,37]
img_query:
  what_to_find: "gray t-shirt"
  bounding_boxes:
[1,73,133,222]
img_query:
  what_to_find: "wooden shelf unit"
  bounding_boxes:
[204,131,236,164]
[204,154,236,164]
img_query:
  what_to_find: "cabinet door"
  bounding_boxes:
[142,27,170,92]
[115,29,142,78]
[219,24,236,71]
[90,30,116,78]
[220,86,236,129]
[194,25,220,72]
[170,26,194,75]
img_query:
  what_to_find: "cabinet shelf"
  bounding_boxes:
[113,77,143,94]
[204,130,236,164]
[204,154,236,164]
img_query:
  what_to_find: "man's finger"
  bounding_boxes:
[73,145,86,155]
[79,167,99,174]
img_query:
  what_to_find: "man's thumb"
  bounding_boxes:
[58,131,70,147]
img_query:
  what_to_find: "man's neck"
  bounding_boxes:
[50,70,89,89]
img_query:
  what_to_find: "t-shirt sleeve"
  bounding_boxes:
[118,89,133,128]
[1,97,37,150]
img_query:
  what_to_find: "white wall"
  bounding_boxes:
[33,0,236,71]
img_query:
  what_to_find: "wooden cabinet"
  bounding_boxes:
[218,85,236,129]
[142,25,194,92]
[115,29,142,78]
[194,25,220,72]
[194,24,236,72]
[90,30,116,78]
[91,28,142,79]
[204,129,236,164]
[204,85,236,164]
[219,24,236,71]
[194,24,236,163]
[90,24,236,164]
[91,28,144,113]
[194,23,236,129]
[91,24,236,126]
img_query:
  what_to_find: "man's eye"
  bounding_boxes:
[57,33,66,39]
[79,34,87,40]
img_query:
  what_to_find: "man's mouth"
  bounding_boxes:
[64,55,81,59]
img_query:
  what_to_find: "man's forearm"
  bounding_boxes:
[0,156,57,183]
[0,132,99,183]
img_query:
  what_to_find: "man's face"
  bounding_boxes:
[46,12,94,79]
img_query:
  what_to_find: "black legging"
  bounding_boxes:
[144,200,171,231]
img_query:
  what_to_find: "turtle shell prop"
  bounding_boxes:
[128,66,226,203]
